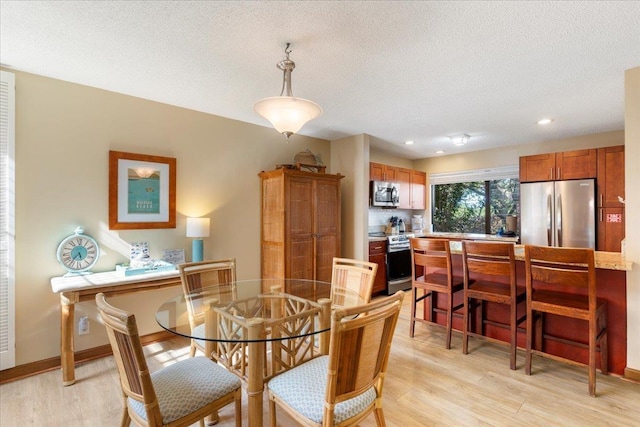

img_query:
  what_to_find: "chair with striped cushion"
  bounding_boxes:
[267,291,404,427]
[95,293,242,427]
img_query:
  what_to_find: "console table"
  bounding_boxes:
[50,269,182,386]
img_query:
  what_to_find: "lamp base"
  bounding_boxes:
[192,239,204,262]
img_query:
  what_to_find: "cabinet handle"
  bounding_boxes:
[550,168,553,180]
[373,246,382,250]
[599,208,603,222]
[599,194,603,207]
[557,167,560,179]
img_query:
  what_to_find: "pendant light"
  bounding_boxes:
[254,43,322,140]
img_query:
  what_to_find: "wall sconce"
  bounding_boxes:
[450,134,470,146]
[186,217,210,262]
[254,43,322,140]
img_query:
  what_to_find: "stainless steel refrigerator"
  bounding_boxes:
[520,179,596,248]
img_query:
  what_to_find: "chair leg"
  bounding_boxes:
[269,396,277,427]
[445,292,453,350]
[510,301,517,370]
[120,408,130,427]
[234,388,242,427]
[589,316,597,397]
[462,293,469,355]
[190,340,196,357]
[525,307,533,376]
[409,287,417,337]
[373,406,387,427]
[599,306,609,376]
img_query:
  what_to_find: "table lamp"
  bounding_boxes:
[186,217,210,262]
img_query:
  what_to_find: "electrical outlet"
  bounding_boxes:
[78,316,90,335]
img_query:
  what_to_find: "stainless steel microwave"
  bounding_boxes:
[370,181,400,207]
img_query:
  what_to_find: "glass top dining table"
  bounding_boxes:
[155,278,365,427]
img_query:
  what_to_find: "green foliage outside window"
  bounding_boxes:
[432,179,520,234]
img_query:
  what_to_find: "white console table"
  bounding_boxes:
[50,269,182,386]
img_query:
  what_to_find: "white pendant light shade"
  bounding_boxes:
[255,43,322,139]
[254,96,322,136]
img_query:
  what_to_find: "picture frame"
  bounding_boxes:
[109,150,176,230]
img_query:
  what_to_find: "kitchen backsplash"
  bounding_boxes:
[368,208,414,233]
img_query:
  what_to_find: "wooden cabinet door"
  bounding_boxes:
[370,162,384,181]
[598,207,624,252]
[519,153,555,182]
[315,178,341,282]
[286,177,314,279]
[411,170,426,209]
[597,145,625,207]
[397,168,412,209]
[369,241,387,295]
[556,149,597,180]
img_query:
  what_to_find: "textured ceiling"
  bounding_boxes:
[1,1,639,159]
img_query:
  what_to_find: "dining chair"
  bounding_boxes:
[409,238,465,349]
[330,257,378,308]
[178,258,237,357]
[524,245,608,397]
[95,293,242,427]
[267,291,404,427]
[461,240,525,370]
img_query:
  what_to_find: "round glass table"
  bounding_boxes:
[156,278,365,427]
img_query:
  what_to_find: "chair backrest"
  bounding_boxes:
[410,238,453,282]
[95,292,164,426]
[524,245,596,306]
[178,259,237,329]
[462,240,517,289]
[330,257,378,307]
[325,291,404,413]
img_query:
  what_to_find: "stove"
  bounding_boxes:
[386,233,415,294]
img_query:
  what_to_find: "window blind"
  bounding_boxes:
[429,165,519,185]
[0,70,16,370]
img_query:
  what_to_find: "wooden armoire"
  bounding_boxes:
[259,168,343,291]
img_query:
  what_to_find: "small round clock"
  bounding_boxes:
[56,226,100,275]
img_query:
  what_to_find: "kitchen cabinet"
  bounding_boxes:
[371,163,426,210]
[259,168,344,292]
[368,240,387,295]
[597,145,625,252]
[519,149,597,182]
[370,162,397,182]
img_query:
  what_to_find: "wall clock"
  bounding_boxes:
[56,226,100,276]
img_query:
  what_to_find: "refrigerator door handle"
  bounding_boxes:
[556,194,563,247]
[546,194,552,246]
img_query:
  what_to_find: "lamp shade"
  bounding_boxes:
[254,96,322,136]
[186,217,210,238]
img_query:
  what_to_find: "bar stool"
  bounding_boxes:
[461,240,525,370]
[524,245,608,397]
[410,238,465,349]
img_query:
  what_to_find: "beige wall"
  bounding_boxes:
[624,67,640,372]
[8,69,331,365]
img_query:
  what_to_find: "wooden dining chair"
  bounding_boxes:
[95,293,242,427]
[524,245,608,397]
[267,291,404,427]
[330,257,378,308]
[461,240,525,370]
[178,259,237,357]
[409,238,465,349]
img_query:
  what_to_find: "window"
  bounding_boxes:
[1,70,15,370]
[430,166,520,235]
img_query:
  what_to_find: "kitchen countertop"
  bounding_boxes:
[367,233,631,271]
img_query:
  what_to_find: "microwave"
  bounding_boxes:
[370,181,400,207]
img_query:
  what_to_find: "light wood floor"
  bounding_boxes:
[2,292,639,426]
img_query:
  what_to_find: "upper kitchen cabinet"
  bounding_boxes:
[597,145,625,207]
[371,163,426,210]
[519,149,597,182]
[370,162,397,182]
[259,168,344,292]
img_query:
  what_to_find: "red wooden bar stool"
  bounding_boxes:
[524,245,608,397]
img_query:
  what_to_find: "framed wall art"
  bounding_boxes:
[109,150,176,230]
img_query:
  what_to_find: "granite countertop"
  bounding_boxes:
[412,231,519,243]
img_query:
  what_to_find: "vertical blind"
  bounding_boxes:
[0,70,15,370]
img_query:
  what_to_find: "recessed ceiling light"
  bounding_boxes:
[435,150,445,154]
[537,118,553,125]
[404,140,414,145]
[450,134,470,146]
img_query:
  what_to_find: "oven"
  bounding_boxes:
[386,233,414,295]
